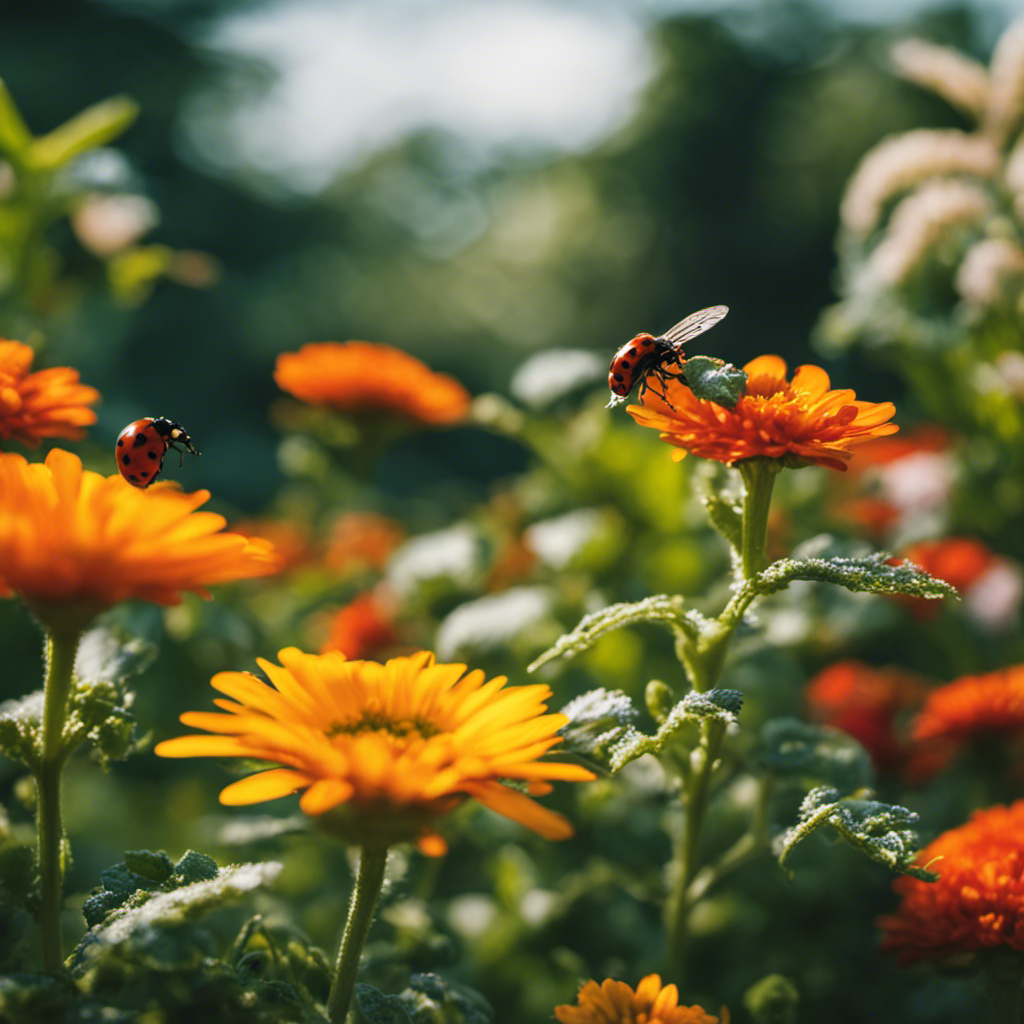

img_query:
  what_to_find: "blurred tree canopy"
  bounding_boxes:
[0,0,984,509]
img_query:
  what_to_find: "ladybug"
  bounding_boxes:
[116,417,200,488]
[607,304,729,407]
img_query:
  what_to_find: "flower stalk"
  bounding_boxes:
[327,844,390,1024]
[36,626,83,972]
[981,949,1024,1024]
[666,458,779,981]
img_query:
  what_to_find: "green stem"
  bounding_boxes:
[327,844,390,1024]
[738,458,779,580]
[36,627,82,972]
[666,718,726,979]
[982,949,1024,1024]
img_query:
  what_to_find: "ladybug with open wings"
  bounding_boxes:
[116,417,200,488]
[606,304,729,407]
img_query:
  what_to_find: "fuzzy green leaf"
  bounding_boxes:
[558,688,638,761]
[529,595,695,672]
[682,356,748,409]
[609,689,742,773]
[355,985,415,1024]
[27,95,138,171]
[75,861,282,970]
[402,973,494,1024]
[751,551,959,601]
[75,626,157,686]
[776,785,936,882]
[758,718,873,793]
[0,691,43,771]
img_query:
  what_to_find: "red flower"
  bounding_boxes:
[806,661,925,773]
[321,589,398,660]
[880,802,1024,965]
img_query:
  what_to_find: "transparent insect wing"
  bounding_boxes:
[659,304,729,346]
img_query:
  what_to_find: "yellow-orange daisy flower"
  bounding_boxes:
[0,340,100,447]
[880,802,1024,965]
[155,648,595,854]
[627,355,897,471]
[0,449,280,624]
[321,589,398,660]
[554,975,727,1024]
[274,341,471,426]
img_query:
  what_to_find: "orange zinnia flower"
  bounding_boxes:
[554,975,727,1024]
[911,666,1024,745]
[274,341,471,425]
[321,589,398,659]
[806,661,925,773]
[0,449,280,626]
[627,356,897,470]
[0,340,100,447]
[155,648,595,855]
[892,537,1020,624]
[880,802,1024,965]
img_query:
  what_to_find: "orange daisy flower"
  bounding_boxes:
[880,802,1024,965]
[155,648,595,855]
[0,449,280,626]
[0,340,100,447]
[627,355,897,471]
[554,975,727,1024]
[274,341,471,426]
[321,589,398,660]
[325,512,406,574]
[806,661,925,773]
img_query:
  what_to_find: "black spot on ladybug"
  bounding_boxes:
[116,439,124,447]
[147,450,159,460]
[121,454,130,466]
[132,434,148,448]
[629,347,637,356]
[613,373,624,382]
[138,470,149,478]
[128,474,139,482]
[621,360,630,368]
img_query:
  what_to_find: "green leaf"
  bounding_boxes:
[73,861,282,972]
[75,626,157,686]
[0,79,32,158]
[558,688,639,761]
[0,691,43,771]
[402,973,494,1024]
[355,984,415,1024]
[609,689,742,773]
[748,547,959,602]
[682,356,748,409]
[123,850,174,884]
[776,785,937,882]
[743,974,800,1024]
[64,676,137,768]
[528,595,697,672]
[758,718,873,793]
[27,95,138,171]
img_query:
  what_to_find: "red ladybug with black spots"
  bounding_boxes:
[606,304,729,407]
[116,417,200,488]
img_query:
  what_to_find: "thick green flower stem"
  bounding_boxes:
[666,717,727,980]
[982,949,1024,1024]
[36,627,83,972]
[327,844,390,1024]
[737,458,780,580]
